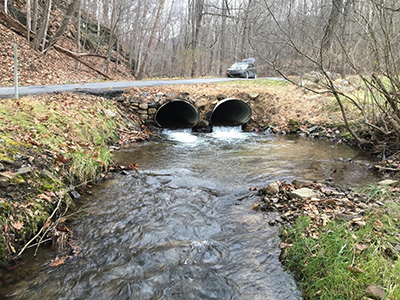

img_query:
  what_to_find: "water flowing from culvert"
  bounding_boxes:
[0,132,377,299]
[211,126,247,140]
[163,129,198,144]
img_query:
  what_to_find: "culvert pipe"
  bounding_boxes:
[154,100,199,129]
[210,98,252,126]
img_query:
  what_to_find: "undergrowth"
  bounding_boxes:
[0,93,123,265]
[281,185,400,299]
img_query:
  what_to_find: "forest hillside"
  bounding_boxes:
[0,0,134,86]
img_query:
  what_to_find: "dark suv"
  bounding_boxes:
[226,60,257,79]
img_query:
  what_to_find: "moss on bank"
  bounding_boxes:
[0,93,128,266]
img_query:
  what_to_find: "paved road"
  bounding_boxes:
[0,77,285,99]
[0,78,244,99]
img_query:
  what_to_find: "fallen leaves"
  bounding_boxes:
[355,243,369,253]
[352,218,367,228]
[373,219,383,230]
[55,154,69,165]
[0,20,134,88]
[365,284,386,300]
[50,256,67,267]
[348,265,364,273]
[11,221,24,230]
[253,180,370,237]
[37,192,56,203]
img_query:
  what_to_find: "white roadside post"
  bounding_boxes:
[14,43,19,99]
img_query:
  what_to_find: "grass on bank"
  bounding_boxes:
[281,185,400,299]
[0,93,123,265]
[0,94,120,183]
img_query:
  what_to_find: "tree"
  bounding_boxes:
[26,0,31,41]
[44,0,81,51]
[189,0,205,77]
[75,0,81,69]
[249,0,400,154]
[33,0,52,51]
[32,0,38,34]
[218,0,228,75]
[136,0,165,79]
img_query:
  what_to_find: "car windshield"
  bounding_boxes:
[230,62,248,69]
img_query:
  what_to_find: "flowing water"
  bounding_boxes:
[0,128,377,299]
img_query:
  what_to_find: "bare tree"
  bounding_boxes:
[75,0,81,69]
[27,0,31,40]
[249,0,400,153]
[45,0,81,51]
[136,0,165,79]
[33,0,52,51]
[32,0,38,33]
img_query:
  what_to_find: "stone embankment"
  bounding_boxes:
[117,89,232,132]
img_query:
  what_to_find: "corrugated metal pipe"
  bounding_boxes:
[154,100,199,129]
[210,98,252,126]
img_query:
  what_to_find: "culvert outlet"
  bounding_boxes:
[210,98,252,126]
[154,100,199,129]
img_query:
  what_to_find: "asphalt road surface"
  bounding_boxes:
[0,78,243,99]
[0,77,286,99]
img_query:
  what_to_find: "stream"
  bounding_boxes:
[0,128,377,299]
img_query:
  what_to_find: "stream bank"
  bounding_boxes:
[0,93,149,266]
[260,179,400,299]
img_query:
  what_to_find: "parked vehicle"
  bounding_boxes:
[226,59,257,79]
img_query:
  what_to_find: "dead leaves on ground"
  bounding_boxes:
[253,180,393,243]
[11,221,24,230]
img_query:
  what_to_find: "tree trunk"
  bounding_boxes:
[45,0,80,51]
[27,0,31,41]
[239,0,252,59]
[54,45,112,79]
[102,0,116,74]
[322,0,344,53]
[136,0,165,79]
[32,0,38,33]
[219,0,227,75]
[75,0,81,70]
[102,0,109,27]
[190,0,204,77]
[33,0,52,51]
[114,40,119,73]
